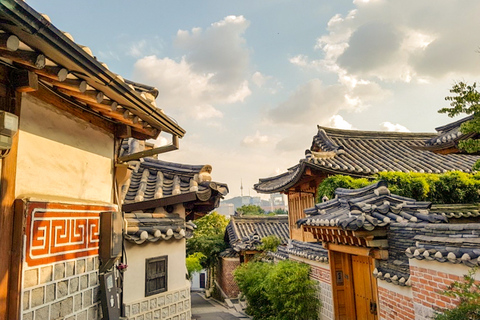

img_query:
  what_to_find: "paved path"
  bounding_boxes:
[191,292,250,320]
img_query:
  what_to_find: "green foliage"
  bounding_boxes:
[234,260,320,320]
[256,235,281,253]
[434,267,480,320]
[316,175,370,202]
[234,262,275,318]
[186,211,229,269]
[438,81,480,168]
[271,208,288,215]
[237,205,265,216]
[186,252,205,279]
[316,171,480,204]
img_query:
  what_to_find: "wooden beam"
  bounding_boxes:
[0,34,19,52]
[40,77,86,93]
[0,89,20,320]
[10,69,38,92]
[9,200,27,320]
[0,49,45,69]
[56,87,104,104]
[326,243,388,260]
[33,65,68,82]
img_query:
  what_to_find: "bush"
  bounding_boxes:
[434,267,480,320]
[234,260,320,320]
[234,262,275,319]
[316,171,480,204]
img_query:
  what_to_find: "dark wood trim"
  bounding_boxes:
[9,199,27,320]
[0,88,20,320]
[122,192,198,213]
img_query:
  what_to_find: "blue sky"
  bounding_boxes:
[28,0,480,199]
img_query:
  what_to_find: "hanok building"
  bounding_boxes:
[0,1,210,319]
[295,181,480,320]
[119,157,228,320]
[218,215,289,298]
[254,126,479,242]
[254,125,480,320]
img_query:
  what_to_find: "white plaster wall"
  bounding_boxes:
[410,258,473,276]
[15,95,114,202]
[123,240,188,304]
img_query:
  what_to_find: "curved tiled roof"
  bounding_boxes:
[278,240,329,263]
[123,158,228,204]
[124,212,196,244]
[0,1,185,138]
[422,115,476,152]
[297,181,447,231]
[254,126,479,194]
[225,215,289,252]
[406,223,480,267]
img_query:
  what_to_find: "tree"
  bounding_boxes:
[438,81,480,169]
[237,205,265,216]
[186,252,205,280]
[186,211,229,289]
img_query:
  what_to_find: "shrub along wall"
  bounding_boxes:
[316,171,480,204]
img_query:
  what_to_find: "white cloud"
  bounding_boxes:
[132,15,252,120]
[313,0,480,82]
[267,78,389,126]
[242,131,270,147]
[380,122,410,132]
[328,115,354,130]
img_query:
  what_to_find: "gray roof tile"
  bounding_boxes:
[297,181,447,231]
[255,126,479,193]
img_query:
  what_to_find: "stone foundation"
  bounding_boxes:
[123,286,191,320]
[22,256,101,320]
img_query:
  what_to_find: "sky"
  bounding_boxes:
[28,0,480,199]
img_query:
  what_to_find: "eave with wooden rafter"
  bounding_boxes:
[0,0,186,141]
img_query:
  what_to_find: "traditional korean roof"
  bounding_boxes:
[405,223,480,267]
[122,158,228,214]
[277,240,329,263]
[225,215,289,252]
[124,212,196,244]
[0,0,185,139]
[420,115,476,154]
[297,181,447,231]
[254,126,479,194]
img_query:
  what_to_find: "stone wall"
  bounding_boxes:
[22,256,101,320]
[217,257,240,298]
[123,286,191,320]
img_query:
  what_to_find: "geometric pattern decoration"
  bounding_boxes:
[24,201,117,266]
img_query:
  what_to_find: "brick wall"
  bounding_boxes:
[22,256,101,320]
[377,286,414,320]
[410,264,462,320]
[218,257,240,298]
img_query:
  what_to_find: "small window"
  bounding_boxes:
[145,256,168,296]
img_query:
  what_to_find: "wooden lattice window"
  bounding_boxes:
[145,256,168,296]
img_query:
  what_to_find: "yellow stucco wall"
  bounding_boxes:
[15,94,114,203]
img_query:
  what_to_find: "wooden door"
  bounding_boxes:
[330,251,355,320]
[351,255,378,320]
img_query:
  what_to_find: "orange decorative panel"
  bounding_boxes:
[24,201,116,267]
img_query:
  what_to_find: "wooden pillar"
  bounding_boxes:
[0,79,21,319]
